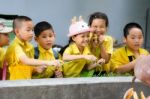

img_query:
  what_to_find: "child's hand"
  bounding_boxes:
[99,35,105,45]
[54,69,63,78]
[84,55,97,62]
[48,60,63,67]
[97,58,105,65]
[123,88,134,99]
[34,65,46,73]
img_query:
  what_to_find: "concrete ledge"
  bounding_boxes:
[0,77,149,99]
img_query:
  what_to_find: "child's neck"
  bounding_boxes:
[77,45,84,54]
[127,47,140,57]
[0,43,3,47]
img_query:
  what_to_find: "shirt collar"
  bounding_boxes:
[71,43,91,55]
[125,46,144,56]
[14,37,32,52]
[38,45,53,54]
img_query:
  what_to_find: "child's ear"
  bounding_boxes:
[53,32,56,37]
[14,28,19,35]
[72,36,76,41]
[123,37,126,44]
[34,36,38,41]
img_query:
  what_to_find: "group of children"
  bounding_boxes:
[0,11,149,80]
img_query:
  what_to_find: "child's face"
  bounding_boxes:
[16,21,34,42]
[35,29,55,50]
[124,27,143,51]
[90,19,107,35]
[72,32,90,48]
[0,33,10,46]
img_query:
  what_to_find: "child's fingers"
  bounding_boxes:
[97,59,105,65]
[123,88,134,99]
[133,91,138,99]
[140,91,146,99]
[55,70,63,78]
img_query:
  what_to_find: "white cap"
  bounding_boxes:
[0,19,12,34]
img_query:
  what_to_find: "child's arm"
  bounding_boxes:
[99,43,111,63]
[63,53,97,62]
[87,58,105,70]
[99,35,112,63]
[115,60,136,73]
[19,55,61,67]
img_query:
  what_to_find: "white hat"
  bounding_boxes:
[68,21,91,37]
[0,20,13,34]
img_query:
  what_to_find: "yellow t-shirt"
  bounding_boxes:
[110,46,149,73]
[89,34,113,72]
[63,43,93,77]
[0,47,5,69]
[32,45,56,78]
[89,35,113,58]
[64,43,92,55]
[5,37,34,80]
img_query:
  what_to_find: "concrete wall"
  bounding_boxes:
[0,0,150,46]
[0,77,149,99]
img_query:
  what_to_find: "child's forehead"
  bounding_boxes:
[21,21,33,27]
[40,29,54,35]
[127,28,143,35]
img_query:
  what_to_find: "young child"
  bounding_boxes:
[5,16,61,80]
[88,12,113,74]
[33,21,63,78]
[61,16,98,77]
[0,20,12,79]
[110,22,149,75]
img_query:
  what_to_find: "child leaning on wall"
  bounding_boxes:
[0,19,12,79]
[32,21,63,78]
[60,16,101,77]
[110,22,149,75]
[5,16,62,80]
[88,12,113,74]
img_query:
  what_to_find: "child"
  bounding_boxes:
[61,16,98,77]
[33,21,63,78]
[88,12,113,74]
[0,20,12,78]
[5,16,61,80]
[110,22,149,75]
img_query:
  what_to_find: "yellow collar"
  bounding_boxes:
[38,45,53,54]
[125,46,144,56]
[14,37,32,52]
[71,43,91,55]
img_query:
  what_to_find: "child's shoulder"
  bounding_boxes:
[105,35,113,42]
[113,46,126,54]
[139,48,149,55]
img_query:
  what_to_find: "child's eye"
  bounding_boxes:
[131,37,135,39]
[49,35,53,37]
[42,36,47,38]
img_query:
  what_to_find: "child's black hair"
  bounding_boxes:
[59,38,73,56]
[88,12,109,27]
[13,15,32,30]
[123,22,143,38]
[34,21,54,37]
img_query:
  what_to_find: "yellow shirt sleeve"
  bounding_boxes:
[0,48,5,68]
[103,36,113,54]
[110,48,128,72]
[64,46,72,54]
[15,45,26,61]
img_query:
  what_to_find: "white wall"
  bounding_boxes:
[0,0,150,46]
